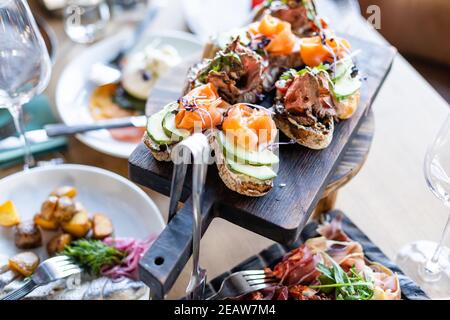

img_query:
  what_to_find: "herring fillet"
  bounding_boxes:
[102,277,148,300]
[0,254,18,298]
[0,275,148,300]
[0,255,9,274]
[49,277,148,300]
[83,277,109,300]
[0,253,148,300]
[0,271,18,292]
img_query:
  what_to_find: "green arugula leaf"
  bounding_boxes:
[310,257,375,300]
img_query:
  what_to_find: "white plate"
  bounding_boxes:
[56,30,203,158]
[0,164,165,259]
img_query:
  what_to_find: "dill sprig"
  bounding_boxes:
[61,239,127,276]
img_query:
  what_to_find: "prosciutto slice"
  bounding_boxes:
[288,285,329,300]
[272,244,322,285]
[306,216,366,272]
[243,286,289,300]
[367,263,401,300]
[317,214,350,241]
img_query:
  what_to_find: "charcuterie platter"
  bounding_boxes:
[206,211,428,300]
[129,0,397,298]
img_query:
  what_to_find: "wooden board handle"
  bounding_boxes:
[138,193,215,299]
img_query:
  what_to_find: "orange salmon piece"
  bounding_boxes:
[175,83,224,131]
[300,36,350,67]
[250,15,296,55]
[223,104,276,150]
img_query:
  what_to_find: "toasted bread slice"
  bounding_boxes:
[333,91,360,120]
[209,134,273,197]
[273,107,334,150]
[142,133,173,162]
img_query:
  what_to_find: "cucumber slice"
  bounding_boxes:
[216,131,279,166]
[333,57,353,81]
[146,103,178,145]
[226,158,277,181]
[333,75,361,100]
[162,111,191,142]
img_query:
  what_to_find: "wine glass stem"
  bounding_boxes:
[425,213,450,274]
[9,105,35,170]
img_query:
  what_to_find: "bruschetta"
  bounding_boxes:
[299,33,361,120]
[144,83,228,161]
[273,66,335,150]
[185,38,266,104]
[209,104,279,197]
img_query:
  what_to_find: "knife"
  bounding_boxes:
[0,115,147,150]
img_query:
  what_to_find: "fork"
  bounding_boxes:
[2,256,82,300]
[207,270,279,300]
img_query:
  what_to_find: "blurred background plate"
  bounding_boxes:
[55,30,203,159]
[0,164,165,259]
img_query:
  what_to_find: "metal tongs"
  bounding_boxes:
[169,133,210,300]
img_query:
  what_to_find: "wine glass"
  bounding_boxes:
[64,0,111,44]
[0,0,52,169]
[396,113,450,299]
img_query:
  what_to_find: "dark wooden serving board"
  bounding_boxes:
[130,36,396,298]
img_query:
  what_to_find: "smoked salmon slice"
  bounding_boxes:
[300,35,350,67]
[249,15,296,55]
[222,104,276,151]
[175,83,226,131]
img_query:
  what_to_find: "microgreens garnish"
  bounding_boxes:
[198,51,242,83]
[280,64,330,81]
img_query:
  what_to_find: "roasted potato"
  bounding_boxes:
[61,211,92,238]
[54,196,77,222]
[0,200,21,227]
[34,213,59,230]
[8,252,40,277]
[40,196,58,220]
[14,221,42,249]
[51,186,77,198]
[92,213,113,239]
[47,233,73,256]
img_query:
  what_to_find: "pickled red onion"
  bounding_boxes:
[101,235,156,280]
